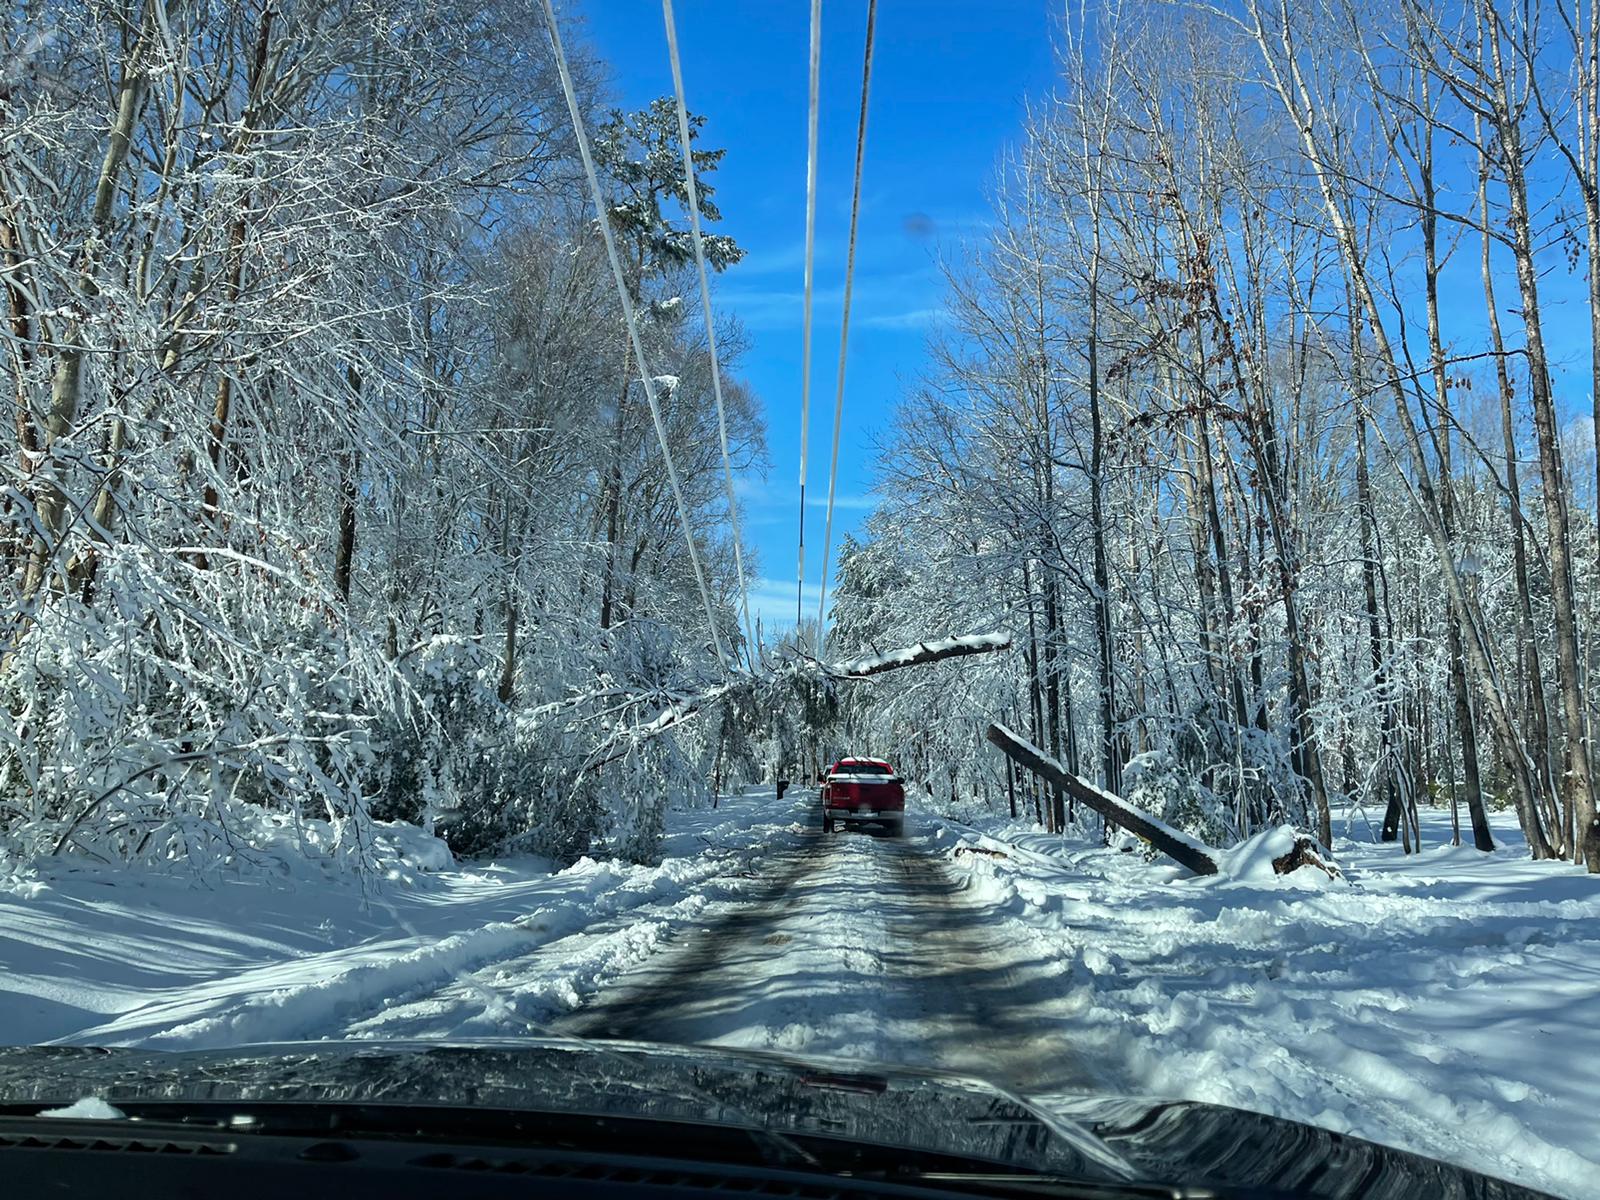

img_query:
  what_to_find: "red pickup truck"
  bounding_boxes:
[820,757,905,835]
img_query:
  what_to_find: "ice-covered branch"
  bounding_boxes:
[823,630,1013,679]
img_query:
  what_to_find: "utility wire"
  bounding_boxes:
[540,0,731,672]
[662,0,757,672]
[797,0,822,638]
[816,0,876,649]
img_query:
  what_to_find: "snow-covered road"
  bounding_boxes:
[5,787,1600,1198]
[557,824,1085,1092]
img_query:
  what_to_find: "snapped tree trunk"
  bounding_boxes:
[987,723,1220,876]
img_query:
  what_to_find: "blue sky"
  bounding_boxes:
[578,1,1060,634]
[578,1,1600,646]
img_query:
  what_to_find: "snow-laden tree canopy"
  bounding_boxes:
[0,0,764,872]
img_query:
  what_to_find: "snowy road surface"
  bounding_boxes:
[557,825,1083,1093]
[3,787,1600,1198]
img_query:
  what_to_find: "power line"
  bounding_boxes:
[797,0,822,638]
[661,0,757,672]
[539,0,731,672]
[816,0,877,649]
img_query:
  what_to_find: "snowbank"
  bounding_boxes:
[0,790,804,1049]
[931,801,1600,1200]
[1210,825,1341,887]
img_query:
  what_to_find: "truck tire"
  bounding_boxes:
[822,815,834,833]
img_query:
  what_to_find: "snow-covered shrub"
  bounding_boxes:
[0,566,384,873]
[1123,748,1234,849]
[367,637,602,862]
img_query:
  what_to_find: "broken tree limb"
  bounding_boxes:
[824,629,1013,679]
[579,681,741,775]
[1271,835,1341,879]
[986,722,1221,876]
[577,631,1016,776]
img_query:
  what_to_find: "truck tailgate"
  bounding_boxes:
[825,779,904,811]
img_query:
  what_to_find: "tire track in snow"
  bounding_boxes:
[341,824,823,1041]
[556,821,1086,1093]
[551,828,833,1043]
[64,798,812,1051]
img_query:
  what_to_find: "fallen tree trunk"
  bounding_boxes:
[824,630,1013,679]
[578,631,1017,776]
[986,722,1220,876]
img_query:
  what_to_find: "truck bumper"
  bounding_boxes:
[825,807,903,823]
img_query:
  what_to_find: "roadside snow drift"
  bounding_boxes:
[0,790,803,1049]
[2,785,1595,1200]
[934,804,1600,1200]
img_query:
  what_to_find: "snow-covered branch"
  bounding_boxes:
[822,630,1013,679]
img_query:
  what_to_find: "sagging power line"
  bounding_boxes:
[816,0,877,648]
[540,0,731,672]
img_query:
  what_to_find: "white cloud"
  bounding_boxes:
[720,267,940,332]
[746,575,824,633]
[805,493,876,512]
[860,307,947,331]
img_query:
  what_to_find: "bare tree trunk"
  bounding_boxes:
[335,455,359,604]
[334,366,362,604]
[1192,402,1256,820]
[196,6,274,569]
[1022,556,1049,828]
[22,4,152,600]
[0,207,39,571]
[497,596,518,704]
[1088,320,1121,795]
[599,376,628,631]
[1417,109,1493,851]
[1349,284,1403,844]
[1484,24,1600,869]
[1041,563,1067,831]
[1478,147,1557,857]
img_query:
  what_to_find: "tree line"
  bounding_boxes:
[829,0,1600,872]
[0,0,763,870]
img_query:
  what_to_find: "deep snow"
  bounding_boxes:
[0,791,804,1048]
[935,802,1600,1200]
[1,787,1595,1198]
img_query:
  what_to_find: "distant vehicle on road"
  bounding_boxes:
[820,757,904,835]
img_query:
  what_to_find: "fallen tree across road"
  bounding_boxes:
[580,631,1016,775]
[986,722,1221,876]
[823,630,1013,679]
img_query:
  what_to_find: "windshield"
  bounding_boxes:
[0,2,1594,1199]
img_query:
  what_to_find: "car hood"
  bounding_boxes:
[0,1037,1552,1199]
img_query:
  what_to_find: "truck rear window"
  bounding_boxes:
[833,762,890,775]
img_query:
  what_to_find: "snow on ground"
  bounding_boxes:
[550,822,1082,1093]
[0,789,805,1049]
[932,800,1600,1200]
[3,780,1595,1199]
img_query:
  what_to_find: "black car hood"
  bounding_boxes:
[0,1038,1551,1199]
